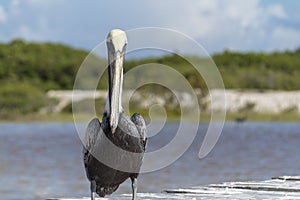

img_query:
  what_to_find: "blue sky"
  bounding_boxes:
[0,0,299,54]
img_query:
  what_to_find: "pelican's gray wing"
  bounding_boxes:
[130,113,147,150]
[83,118,101,169]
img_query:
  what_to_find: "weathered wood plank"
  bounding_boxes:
[166,187,300,199]
[165,176,300,199]
[49,176,300,200]
[208,179,300,192]
[273,176,300,181]
[47,189,300,200]
[47,193,205,200]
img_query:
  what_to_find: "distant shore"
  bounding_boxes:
[1,89,300,122]
[1,111,299,123]
[46,89,300,113]
[1,41,300,122]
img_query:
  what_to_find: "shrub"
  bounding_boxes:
[0,82,46,117]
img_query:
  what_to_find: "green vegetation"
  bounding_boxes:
[214,50,300,90]
[0,39,300,121]
[0,81,46,118]
[0,39,89,119]
[0,39,88,90]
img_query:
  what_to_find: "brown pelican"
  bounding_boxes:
[83,29,147,200]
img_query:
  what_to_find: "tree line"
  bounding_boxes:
[0,39,299,116]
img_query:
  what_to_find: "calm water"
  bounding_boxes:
[0,122,300,199]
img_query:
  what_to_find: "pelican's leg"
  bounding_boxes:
[131,177,137,200]
[90,180,96,200]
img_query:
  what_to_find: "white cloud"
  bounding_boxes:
[13,17,50,41]
[11,0,20,7]
[13,24,39,40]
[0,0,298,53]
[10,0,22,15]
[155,0,293,52]
[0,5,7,23]
[266,4,288,19]
[270,27,300,51]
[26,0,55,6]
[122,0,295,53]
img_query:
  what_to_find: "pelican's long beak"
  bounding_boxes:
[106,29,127,134]
[109,51,123,134]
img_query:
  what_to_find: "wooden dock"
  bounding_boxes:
[48,176,300,199]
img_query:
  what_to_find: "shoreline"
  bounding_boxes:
[1,112,299,123]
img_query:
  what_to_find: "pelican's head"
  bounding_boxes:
[106,29,127,134]
[106,29,127,55]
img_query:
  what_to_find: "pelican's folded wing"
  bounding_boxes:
[83,118,101,168]
[131,113,147,150]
